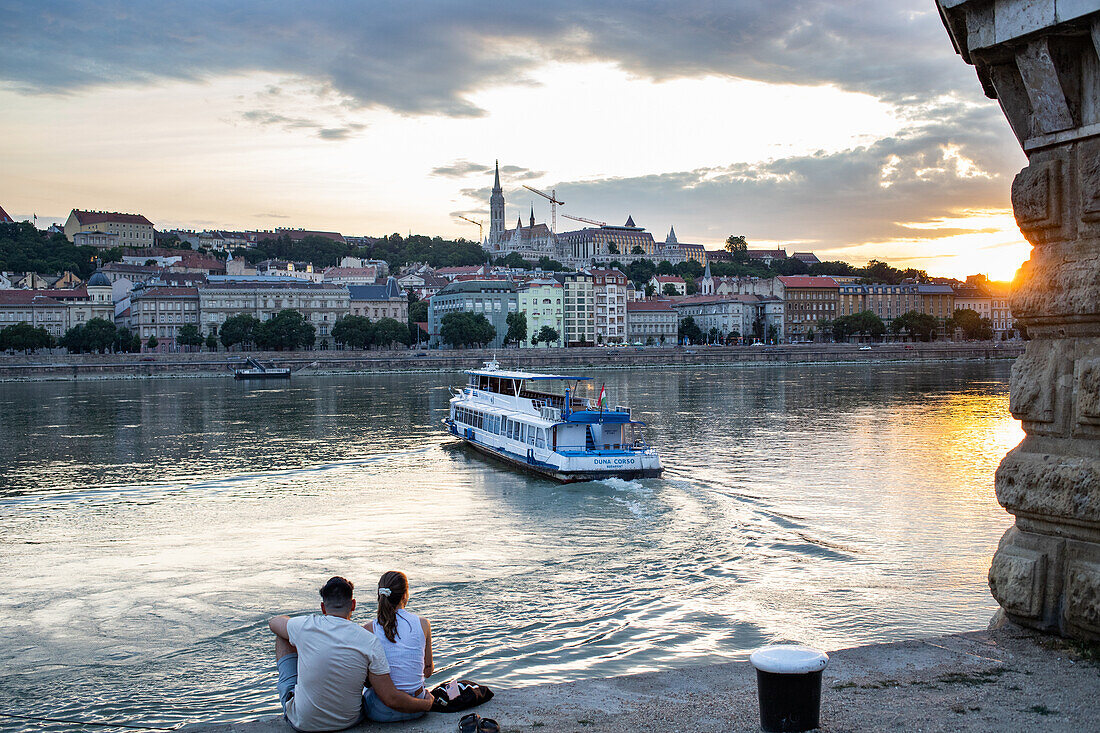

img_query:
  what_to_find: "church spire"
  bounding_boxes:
[530,204,535,228]
[666,225,677,244]
[489,159,505,244]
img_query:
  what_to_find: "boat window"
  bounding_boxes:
[527,426,536,445]
[536,429,546,449]
[479,376,489,390]
[499,379,516,396]
[489,377,499,393]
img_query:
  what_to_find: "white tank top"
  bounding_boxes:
[372,609,426,693]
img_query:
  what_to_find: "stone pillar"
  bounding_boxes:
[937,1,1100,640]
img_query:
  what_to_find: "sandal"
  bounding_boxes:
[477,718,500,733]
[459,713,481,733]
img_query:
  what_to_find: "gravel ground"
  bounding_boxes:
[185,623,1100,733]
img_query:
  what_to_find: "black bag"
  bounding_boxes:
[429,680,494,713]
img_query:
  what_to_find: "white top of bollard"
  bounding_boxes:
[750,645,829,675]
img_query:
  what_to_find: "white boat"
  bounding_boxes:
[443,360,662,482]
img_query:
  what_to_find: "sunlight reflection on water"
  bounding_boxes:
[0,362,1020,730]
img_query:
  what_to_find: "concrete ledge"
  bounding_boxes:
[184,626,1100,732]
[0,343,1023,381]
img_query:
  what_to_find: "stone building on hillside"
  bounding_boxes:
[64,210,154,248]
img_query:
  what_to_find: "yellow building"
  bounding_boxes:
[64,209,154,248]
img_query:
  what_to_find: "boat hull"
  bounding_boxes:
[450,424,662,483]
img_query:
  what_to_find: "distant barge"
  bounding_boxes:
[230,357,291,380]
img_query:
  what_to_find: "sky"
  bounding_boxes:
[0,1,1031,280]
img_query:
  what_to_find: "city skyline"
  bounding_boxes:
[1,2,1030,280]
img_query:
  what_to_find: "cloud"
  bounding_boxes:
[489,101,1024,253]
[432,159,545,180]
[240,109,364,140]
[1,2,980,118]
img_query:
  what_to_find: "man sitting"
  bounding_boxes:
[269,576,434,732]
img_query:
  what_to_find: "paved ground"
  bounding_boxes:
[185,623,1100,733]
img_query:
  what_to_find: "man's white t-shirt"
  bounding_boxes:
[285,614,391,732]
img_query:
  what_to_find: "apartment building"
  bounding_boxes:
[518,278,564,347]
[128,286,201,349]
[777,275,839,342]
[590,268,629,344]
[626,299,677,344]
[557,271,595,347]
[427,280,518,349]
[198,279,350,347]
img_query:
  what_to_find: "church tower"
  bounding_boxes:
[489,160,505,244]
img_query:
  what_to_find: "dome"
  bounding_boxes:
[87,271,111,287]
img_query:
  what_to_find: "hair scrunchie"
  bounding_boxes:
[378,587,391,597]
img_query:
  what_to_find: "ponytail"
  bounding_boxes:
[376,570,408,643]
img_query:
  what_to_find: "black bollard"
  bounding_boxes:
[749,645,829,733]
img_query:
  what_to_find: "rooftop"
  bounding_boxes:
[777,275,840,288]
[71,209,153,226]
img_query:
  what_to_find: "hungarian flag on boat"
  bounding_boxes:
[597,384,606,408]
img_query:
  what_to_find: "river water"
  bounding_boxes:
[0,362,1020,730]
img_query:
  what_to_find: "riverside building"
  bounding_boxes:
[348,277,407,322]
[127,286,201,349]
[626,299,677,344]
[557,271,595,347]
[517,278,564,347]
[672,294,784,342]
[427,279,518,349]
[590,268,629,344]
[198,278,350,348]
[0,272,114,337]
[777,275,840,342]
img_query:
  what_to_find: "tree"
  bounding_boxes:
[177,324,204,351]
[533,325,559,347]
[220,313,260,350]
[0,323,54,353]
[656,260,676,276]
[950,308,993,340]
[61,318,117,354]
[332,315,374,349]
[147,335,159,350]
[631,245,645,255]
[607,243,619,255]
[678,316,703,345]
[684,275,698,295]
[644,283,656,297]
[504,311,528,346]
[707,326,721,343]
[894,310,938,341]
[113,326,140,353]
[408,300,429,324]
[767,324,779,343]
[205,332,219,351]
[662,283,679,297]
[536,256,566,271]
[725,234,748,263]
[373,317,410,349]
[495,252,531,269]
[440,311,495,348]
[254,310,316,351]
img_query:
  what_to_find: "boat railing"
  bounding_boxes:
[614,405,631,417]
[540,406,561,422]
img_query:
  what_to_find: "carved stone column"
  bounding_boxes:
[937,1,1100,640]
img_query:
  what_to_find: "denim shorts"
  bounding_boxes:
[363,688,427,723]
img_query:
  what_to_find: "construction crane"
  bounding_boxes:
[562,213,608,227]
[456,215,483,243]
[522,185,564,233]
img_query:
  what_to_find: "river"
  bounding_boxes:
[0,362,1020,730]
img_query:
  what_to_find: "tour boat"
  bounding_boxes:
[443,360,662,482]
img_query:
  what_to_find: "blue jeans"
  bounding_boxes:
[363,688,427,723]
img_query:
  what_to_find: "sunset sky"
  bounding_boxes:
[0,1,1031,280]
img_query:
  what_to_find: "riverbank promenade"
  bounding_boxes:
[0,342,1022,381]
[186,625,1097,733]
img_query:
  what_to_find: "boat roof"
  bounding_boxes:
[465,368,591,381]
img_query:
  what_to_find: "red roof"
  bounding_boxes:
[437,265,484,275]
[275,228,346,244]
[0,205,12,223]
[72,210,153,226]
[626,300,674,312]
[777,276,839,289]
[653,275,685,284]
[671,294,764,306]
[134,287,199,298]
[0,291,68,305]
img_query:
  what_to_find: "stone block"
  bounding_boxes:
[989,543,1047,619]
[1063,546,1100,636]
[1009,341,1058,422]
[996,447,1100,525]
[1080,138,1100,220]
[1012,159,1063,240]
[1016,38,1075,134]
[995,0,1056,44]
[1076,356,1100,428]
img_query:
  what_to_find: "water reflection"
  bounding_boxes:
[0,362,1019,730]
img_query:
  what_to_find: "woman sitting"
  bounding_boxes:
[362,571,434,722]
